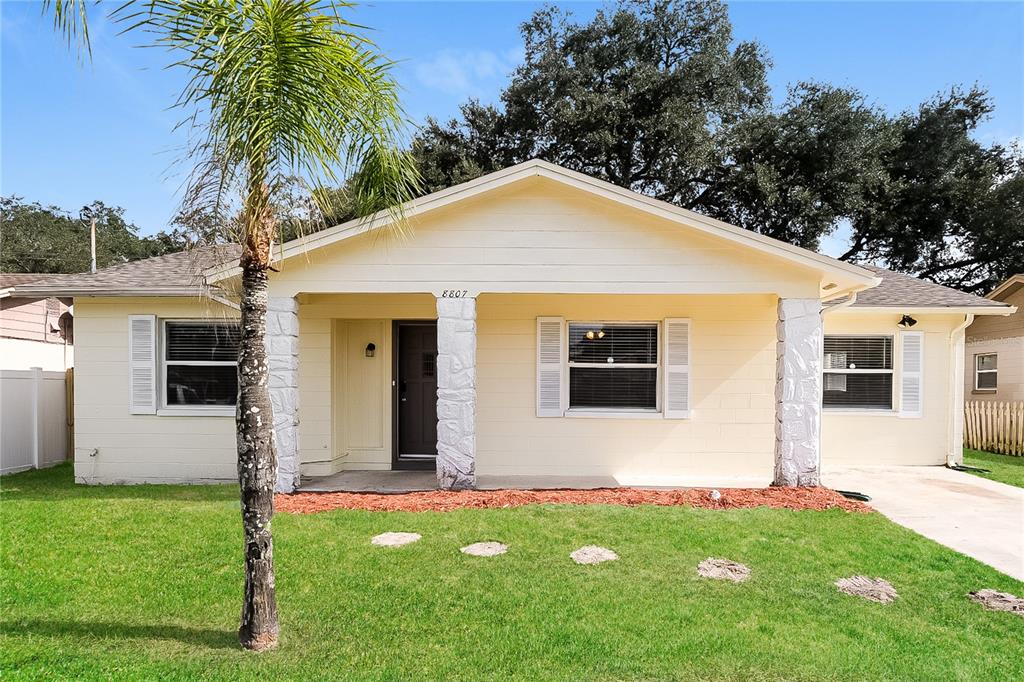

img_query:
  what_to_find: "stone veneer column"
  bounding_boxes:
[435,296,477,490]
[266,296,300,493]
[773,298,823,487]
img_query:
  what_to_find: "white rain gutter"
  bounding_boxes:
[947,313,975,467]
[821,292,858,314]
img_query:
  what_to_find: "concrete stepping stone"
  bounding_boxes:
[460,541,508,557]
[571,545,618,565]
[371,532,421,547]
[835,576,898,603]
[969,589,1024,617]
[697,557,751,582]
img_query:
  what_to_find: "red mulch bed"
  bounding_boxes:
[275,486,870,514]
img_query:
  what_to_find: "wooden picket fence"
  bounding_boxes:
[964,400,1024,456]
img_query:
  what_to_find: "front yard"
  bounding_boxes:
[2,464,1022,681]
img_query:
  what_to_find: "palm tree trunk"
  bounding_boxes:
[236,263,280,651]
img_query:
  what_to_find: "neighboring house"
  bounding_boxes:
[11,160,1014,492]
[964,274,1024,401]
[0,274,74,371]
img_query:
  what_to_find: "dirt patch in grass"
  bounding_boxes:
[697,558,751,582]
[969,589,1024,617]
[571,545,618,564]
[835,576,899,603]
[277,486,869,514]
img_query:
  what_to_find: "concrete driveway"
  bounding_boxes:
[824,465,1024,581]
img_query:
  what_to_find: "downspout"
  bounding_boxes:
[946,314,974,467]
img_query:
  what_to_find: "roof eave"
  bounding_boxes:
[837,305,1017,316]
[987,274,1024,301]
[9,286,218,298]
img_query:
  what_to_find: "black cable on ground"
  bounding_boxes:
[948,464,991,474]
[836,490,871,502]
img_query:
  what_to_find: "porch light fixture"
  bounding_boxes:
[897,314,917,329]
[365,342,376,358]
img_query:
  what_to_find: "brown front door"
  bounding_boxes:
[393,321,438,469]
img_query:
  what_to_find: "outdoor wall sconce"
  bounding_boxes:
[365,342,376,358]
[897,314,917,329]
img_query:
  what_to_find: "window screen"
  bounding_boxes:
[164,321,240,406]
[823,336,893,410]
[567,323,658,410]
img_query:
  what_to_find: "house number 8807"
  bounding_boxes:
[441,289,468,298]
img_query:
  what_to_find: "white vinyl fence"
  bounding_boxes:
[0,368,71,475]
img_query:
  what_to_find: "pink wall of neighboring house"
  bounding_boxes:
[0,297,69,343]
[0,295,73,370]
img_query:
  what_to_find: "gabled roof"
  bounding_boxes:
[846,266,1014,313]
[203,159,881,295]
[986,274,1024,302]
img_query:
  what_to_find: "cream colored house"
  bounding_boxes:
[13,161,1015,492]
[965,274,1024,401]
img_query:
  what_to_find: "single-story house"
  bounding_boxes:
[964,274,1024,401]
[12,160,1015,492]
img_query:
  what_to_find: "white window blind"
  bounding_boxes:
[823,336,893,410]
[567,323,659,411]
[163,321,240,408]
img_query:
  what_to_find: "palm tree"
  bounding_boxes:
[46,0,419,651]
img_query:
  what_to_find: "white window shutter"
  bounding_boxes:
[536,317,565,417]
[899,331,923,418]
[128,315,157,414]
[663,318,691,419]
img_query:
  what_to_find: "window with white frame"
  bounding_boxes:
[823,335,894,410]
[567,322,658,411]
[163,320,241,407]
[975,353,997,391]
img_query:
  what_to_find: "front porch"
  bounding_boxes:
[269,292,824,493]
[297,468,774,493]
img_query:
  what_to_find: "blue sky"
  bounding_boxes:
[2,1,1022,257]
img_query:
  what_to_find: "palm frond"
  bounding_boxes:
[112,0,418,256]
[43,0,93,59]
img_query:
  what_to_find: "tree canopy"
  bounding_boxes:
[412,0,1023,293]
[0,196,179,273]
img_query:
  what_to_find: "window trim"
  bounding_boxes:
[822,334,895,412]
[158,318,239,416]
[974,353,998,392]
[565,320,662,416]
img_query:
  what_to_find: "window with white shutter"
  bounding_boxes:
[163,320,240,408]
[128,315,157,414]
[823,335,894,411]
[899,331,923,417]
[663,318,691,418]
[536,317,565,417]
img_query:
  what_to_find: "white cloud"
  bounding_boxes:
[414,47,523,99]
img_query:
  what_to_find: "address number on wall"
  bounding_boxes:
[441,289,469,298]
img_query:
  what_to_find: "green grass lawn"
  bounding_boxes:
[2,464,1022,681]
[963,448,1024,489]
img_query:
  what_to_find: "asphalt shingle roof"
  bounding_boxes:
[4,245,242,296]
[851,265,1006,309]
